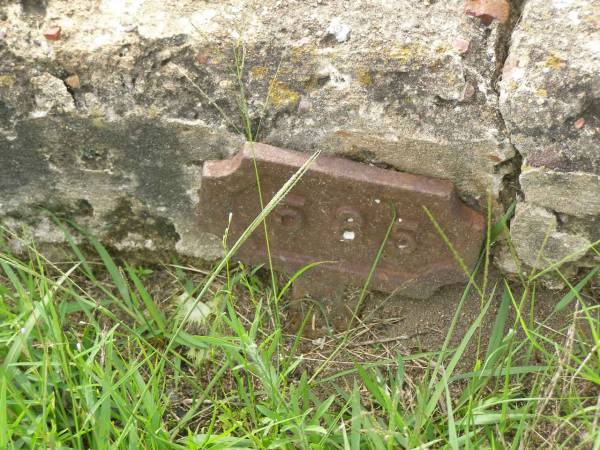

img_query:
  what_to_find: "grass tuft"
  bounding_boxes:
[0,213,598,448]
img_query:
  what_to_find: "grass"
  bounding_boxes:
[0,209,599,449]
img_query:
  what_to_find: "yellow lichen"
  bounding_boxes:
[0,75,14,88]
[389,46,412,64]
[445,72,457,84]
[545,55,564,69]
[536,88,548,97]
[267,80,300,108]
[250,66,268,80]
[389,43,421,65]
[434,43,452,54]
[291,43,317,64]
[356,67,372,86]
[521,163,533,173]
[91,116,106,129]
[146,106,161,119]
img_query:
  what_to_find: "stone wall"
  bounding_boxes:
[1,0,598,279]
[498,0,600,275]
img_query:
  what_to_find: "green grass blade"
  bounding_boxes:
[350,383,361,450]
[444,378,459,450]
[0,373,7,449]
[485,283,511,363]
[86,235,131,306]
[490,200,516,241]
[553,264,600,313]
[276,260,336,302]
[3,263,80,381]
[425,298,492,418]
[126,264,167,333]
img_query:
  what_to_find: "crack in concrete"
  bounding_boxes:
[494,0,528,213]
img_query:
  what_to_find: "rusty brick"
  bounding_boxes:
[199,143,485,305]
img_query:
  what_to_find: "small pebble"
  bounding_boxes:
[0,29,6,40]
[453,37,470,54]
[574,117,585,129]
[327,17,350,43]
[297,97,312,113]
[123,24,137,33]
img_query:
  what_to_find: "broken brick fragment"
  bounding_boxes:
[43,26,62,41]
[464,0,509,24]
[195,48,211,65]
[460,83,476,101]
[65,74,81,89]
[453,38,470,54]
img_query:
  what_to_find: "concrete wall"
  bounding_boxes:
[1,0,598,281]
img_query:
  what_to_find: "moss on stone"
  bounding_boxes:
[104,198,179,245]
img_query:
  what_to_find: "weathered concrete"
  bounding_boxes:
[510,203,591,268]
[0,0,598,282]
[0,0,518,258]
[520,168,600,218]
